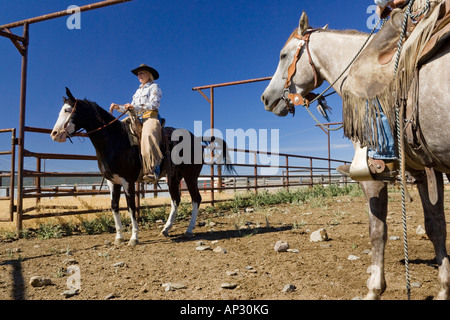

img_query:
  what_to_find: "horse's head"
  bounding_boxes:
[51,87,78,143]
[261,11,325,116]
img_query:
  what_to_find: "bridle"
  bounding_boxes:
[62,99,128,142]
[282,29,320,115]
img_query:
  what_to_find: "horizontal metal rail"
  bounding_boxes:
[0,125,351,224]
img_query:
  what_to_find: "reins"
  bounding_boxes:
[65,99,128,140]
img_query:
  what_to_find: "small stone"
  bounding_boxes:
[113,261,126,268]
[274,241,289,252]
[310,228,329,242]
[105,293,116,300]
[164,283,187,291]
[245,208,254,213]
[389,236,400,241]
[221,283,238,289]
[196,241,205,246]
[30,276,52,287]
[213,246,227,254]
[282,284,296,293]
[287,249,299,253]
[348,254,360,261]
[226,270,238,276]
[196,246,212,251]
[411,282,422,288]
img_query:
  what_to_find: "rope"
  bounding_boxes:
[393,0,430,300]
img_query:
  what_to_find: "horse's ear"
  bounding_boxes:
[298,11,309,36]
[65,87,75,102]
[322,24,329,30]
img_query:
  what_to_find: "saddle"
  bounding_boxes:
[378,0,450,66]
[343,0,448,151]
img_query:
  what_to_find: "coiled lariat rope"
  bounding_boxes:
[394,0,431,300]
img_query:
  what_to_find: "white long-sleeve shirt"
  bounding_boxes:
[119,81,162,117]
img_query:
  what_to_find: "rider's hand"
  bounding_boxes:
[110,103,118,112]
[124,103,135,112]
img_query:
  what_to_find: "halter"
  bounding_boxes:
[282,29,320,115]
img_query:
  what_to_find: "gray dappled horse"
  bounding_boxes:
[261,11,450,299]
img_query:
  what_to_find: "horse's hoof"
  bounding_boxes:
[160,230,169,237]
[184,232,195,239]
[128,239,138,247]
[434,290,449,300]
[114,238,124,246]
[364,292,381,300]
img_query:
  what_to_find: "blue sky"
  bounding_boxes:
[0,0,377,174]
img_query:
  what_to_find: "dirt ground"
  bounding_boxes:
[0,188,449,301]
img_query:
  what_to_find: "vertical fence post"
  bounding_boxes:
[16,22,29,232]
[10,129,16,221]
[254,152,258,195]
[36,157,41,207]
[285,155,289,191]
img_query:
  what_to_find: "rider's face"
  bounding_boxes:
[137,70,152,84]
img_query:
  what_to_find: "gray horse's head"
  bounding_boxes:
[261,12,325,116]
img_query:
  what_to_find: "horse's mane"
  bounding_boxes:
[81,99,116,125]
[284,27,367,48]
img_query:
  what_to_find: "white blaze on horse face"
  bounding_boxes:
[51,102,75,142]
[261,45,294,114]
[262,34,316,116]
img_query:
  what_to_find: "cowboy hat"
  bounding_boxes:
[131,64,159,80]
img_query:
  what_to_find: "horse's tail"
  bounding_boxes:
[204,136,236,175]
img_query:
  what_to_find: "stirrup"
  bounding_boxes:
[348,145,374,181]
[368,158,399,181]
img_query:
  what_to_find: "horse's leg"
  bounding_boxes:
[360,180,388,300]
[416,171,450,300]
[161,174,182,237]
[123,180,139,247]
[183,169,202,238]
[108,181,124,245]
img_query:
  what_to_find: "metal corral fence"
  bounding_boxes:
[0,126,351,230]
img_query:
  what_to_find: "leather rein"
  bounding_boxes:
[63,99,128,141]
[282,29,320,116]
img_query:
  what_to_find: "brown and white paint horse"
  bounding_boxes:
[51,88,234,245]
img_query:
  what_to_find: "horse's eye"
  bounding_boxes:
[65,108,72,113]
[280,53,287,60]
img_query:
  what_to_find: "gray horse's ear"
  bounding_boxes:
[65,87,75,102]
[322,24,329,30]
[298,11,309,35]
